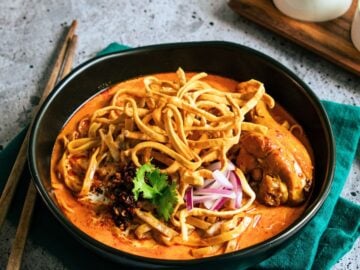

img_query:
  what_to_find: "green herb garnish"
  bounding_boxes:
[132,162,178,221]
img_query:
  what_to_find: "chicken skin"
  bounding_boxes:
[236,100,313,206]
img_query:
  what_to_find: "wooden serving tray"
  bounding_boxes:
[228,0,360,76]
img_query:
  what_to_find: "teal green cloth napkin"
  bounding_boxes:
[255,100,360,270]
[1,43,359,270]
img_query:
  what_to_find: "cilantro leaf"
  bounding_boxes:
[153,182,178,221]
[131,162,178,221]
[132,163,156,200]
[148,168,168,194]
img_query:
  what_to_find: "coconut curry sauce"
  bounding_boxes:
[51,73,312,259]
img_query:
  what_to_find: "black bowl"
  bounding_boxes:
[28,41,335,269]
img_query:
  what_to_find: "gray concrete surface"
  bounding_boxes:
[0,0,359,269]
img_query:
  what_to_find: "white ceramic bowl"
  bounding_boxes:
[273,0,352,22]
[351,2,360,51]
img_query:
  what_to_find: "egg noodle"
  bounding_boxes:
[54,68,276,257]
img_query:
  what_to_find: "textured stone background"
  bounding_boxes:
[0,0,359,269]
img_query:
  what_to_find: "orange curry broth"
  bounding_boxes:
[51,72,308,259]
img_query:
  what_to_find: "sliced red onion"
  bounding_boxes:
[234,171,243,190]
[212,170,233,189]
[203,199,215,209]
[225,170,231,179]
[193,188,235,198]
[184,161,239,212]
[211,197,227,211]
[193,195,219,204]
[185,187,193,210]
[226,178,236,209]
[229,171,243,208]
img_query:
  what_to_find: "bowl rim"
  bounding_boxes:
[28,41,335,267]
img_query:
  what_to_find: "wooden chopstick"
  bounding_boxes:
[60,34,78,80]
[3,21,78,270]
[6,183,37,270]
[6,32,78,270]
[0,20,77,231]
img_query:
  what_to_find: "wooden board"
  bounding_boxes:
[228,0,360,76]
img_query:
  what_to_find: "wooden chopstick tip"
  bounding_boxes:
[64,20,78,39]
[70,19,78,30]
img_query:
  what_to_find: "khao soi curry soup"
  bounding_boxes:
[51,69,313,259]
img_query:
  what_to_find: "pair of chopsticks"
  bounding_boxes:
[0,20,78,270]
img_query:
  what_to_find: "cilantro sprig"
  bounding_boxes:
[132,162,178,221]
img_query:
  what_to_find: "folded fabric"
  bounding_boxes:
[1,43,359,270]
